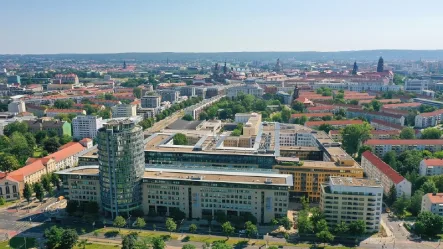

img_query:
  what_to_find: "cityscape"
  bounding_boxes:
[3,1,443,249]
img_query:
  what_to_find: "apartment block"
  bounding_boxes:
[160,90,180,103]
[422,193,443,216]
[346,108,405,126]
[227,84,264,98]
[46,109,86,118]
[419,159,443,176]
[25,118,72,136]
[72,115,103,140]
[415,109,443,128]
[111,104,137,118]
[320,177,383,232]
[364,139,443,157]
[329,130,400,142]
[141,95,161,109]
[405,79,429,94]
[370,119,403,131]
[361,151,411,198]
[304,120,363,129]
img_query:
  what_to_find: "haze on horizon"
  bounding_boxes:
[1,0,442,54]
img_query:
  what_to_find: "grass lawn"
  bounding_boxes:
[74,242,120,249]
[97,228,179,240]
[33,147,44,158]
[0,199,20,209]
[0,237,36,249]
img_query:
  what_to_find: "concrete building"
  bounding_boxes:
[415,109,443,128]
[72,115,104,140]
[46,109,86,118]
[304,120,363,129]
[413,98,443,108]
[160,90,180,103]
[54,74,79,84]
[184,95,224,120]
[361,151,411,198]
[422,193,443,216]
[0,173,20,201]
[8,100,26,113]
[56,166,101,203]
[180,86,196,97]
[276,91,292,105]
[97,119,145,218]
[320,176,383,232]
[364,139,443,157]
[227,84,264,99]
[111,104,137,118]
[346,108,405,126]
[7,75,20,84]
[25,118,72,137]
[405,79,429,94]
[195,87,207,99]
[141,95,161,109]
[419,159,443,176]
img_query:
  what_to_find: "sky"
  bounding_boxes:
[1,0,443,54]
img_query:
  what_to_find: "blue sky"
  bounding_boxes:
[1,0,442,54]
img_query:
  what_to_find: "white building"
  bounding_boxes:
[72,115,103,140]
[405,79,429,94]
[141,95,161,109]
[227,84,264,99]
[415,109,443,128]
[320,176,383,233]
[312,81,402,92]
[422,193,443,216]
[419,159,443,176]
[8,100,26,113]
[111,104,137,118]
[361,151,411,198]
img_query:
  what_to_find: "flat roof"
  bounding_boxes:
[55,165,99,175]
[79,148,98,158]
[330,177,381,187]
[143,168,292,186]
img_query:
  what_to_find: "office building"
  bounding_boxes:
[111,104,137,118]
[364,139,443,157]
[141,95,161,109]
[227,84,264,99]
[72,115,103,140]
[405,79,429,94]
[320,176,383,232]
[97,119,145,218]
[361,151,411,198]
[180,86,196,97]
[195,87,206,99]
[160,90,180,103]
[421,193,443,216]
[419,159,443,176]
[7,75,21,84]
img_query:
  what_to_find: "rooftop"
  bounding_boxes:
[425,193,443,204]
[422,159,443,167]
[365,139,443,145]
[362,151,405,184]
[305,120,363,127]
[55,165,99,175]
[329,176,381,187]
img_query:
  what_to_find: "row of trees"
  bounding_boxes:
[22,173,59,203]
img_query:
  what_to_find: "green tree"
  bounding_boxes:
[357,145,372,161]
[297,211,314,234]
[44,226,64,249]
[151,236,166,249]
[279,217,292,230]
[415,211,443,237]
[245,221,258,240]
[392,194,410,218]
[173,133,187,145]
[271,218,279,228]
[24,132,37,149]
[165,218,177,235]
[370,100,382,111]
[0,197,5,205]
[0,153,20,173]
[135,217,146,231]
[301,196,310,210]
[113,216,127,231]
[3,121,28,137]
[35,131,48,145]
[33,182,45,202]
[189,223,197,233]
[133,87,142,98]
[23,183,33,203]
[421,128,442,139]
[41,174,52,193]
[316,230,334,246]
[421,180,438,194]
[212,241,232,249]
[182,114,194,121]
[383,151,398,171]
[341,123,372,156]
[409,189,424,216]
[199,112,208,120]
[231,129,241,136]
[182,245,196,249]
[281,107,291,123]
[50,173,60,190]
[334,221,349,235]
[77,239,88,249]
[60,229,79,249]
[54,99,74,109]
[66,200,78,215]
[314,219,328,233]
[386,185,397,205]
[400,127,415,139]
[318,123,334,133]
[122,233,137,249]
[169,207,186,222]
[221,221,235,239]
[44,137,61,153]
[59,134,73,145]
[349,220,366,235]
[292,102,305,112]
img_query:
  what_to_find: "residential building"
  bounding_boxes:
[419,159,443,176]
[46,84,74,91]
[160,90,180,103]
[7,75,20,84]
[421,193,443,216]
[329,130,400,141]
[111,104,137,118]
[26,104,47,117]
[97,119,145,218]
[227,84,264,99]
[0,173,20,201]
[307,105,337,113]
[291,113,333,120]
[346,108,405,126]
[405,79,429,94]
[184,95,224,120]
[206,87,221,98]
[304,120,363,129]
[46,109,86,118]
[25,118,72,136]
[180,86,196,97]
[8,100,26,113]
[413,98,443,108]
[72,115,104,140]
[382,103,422,110]
[370,119,403,131]
[361,151,411,198]
[54,74,79,84]
[137,108,158,119]
[415,109,443,128]
[141,95,161,109]
[320,176,383,232]
[195,87,207,99]
[364,139,443,157]
[276,91,292,105]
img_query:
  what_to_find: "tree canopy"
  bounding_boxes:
[341,123,372,156]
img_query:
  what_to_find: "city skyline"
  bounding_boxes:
[1,0,443,54]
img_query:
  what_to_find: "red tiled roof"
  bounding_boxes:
[370,119,403,130]
[46,109,85,113]
[291,113,333,118]
[424,193,443,204]
[383,102,421,109]
[347,108,404,118]
[305,120,363,127]
[364,139,443,145]
[44,142,85,163]
[362,151,405,184]
[307,106,336,111]
[9,160,46,182]
[422,159,443,167]
[80,138,92,143]
[58,142,78,150]
[418,109,443,117]
[0,172,20,183]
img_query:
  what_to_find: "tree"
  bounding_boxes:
[24,132,37,149]
[23,183,33,203]
[59,134,73,145]
[421,179,438,194]
[222,221,235,239]
[44,137,61,153]
[173,133,187,145]
[421,128,442,139]
[182,245,196,249]
[133,87,142,99]
[279,217,292,230]
[292,101,305,112]
[392,194,410,218]
[113,216,127,231]
[349,220,366,235]
[77,239,88,249]
[400,127,415,139]
[199,112,208,120]
[54,99,74,109]
[297,211,314,234]
[318,123,334,133]
[357,145,372,160]
[66,200,78,215]
[50,173,60,190]
[133,217,146,231]
[386,185,397,205]
[60,229,79,249]
[0,135,11,150]
[169,207,186,222]
[314,219,328,233]
[122,233,138,249]
[334,221,349,235]
[0,153,20,173]
[415,211,443,237]
[45,226,64,249]
[245,221,258,240]
[271,218,279,228]
[41,174,52,193]
[370,100,382,111]
[231,129,242,136]
[341,123,372,156]
[3,121,28,137]
[33,182,45,202]
[212,241,232,249]
[281,107,291,123]
[301,196,309,210]
[182,114,194,121]
[409,189,424,216]
[316,230,334,246]
[189,223,197,233]
[352,61,358,75]
[151,236,166,249]
[377,56,384,72]
[165,218,177,234]
[35,131,48,145]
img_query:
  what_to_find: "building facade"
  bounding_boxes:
[72,115,104,140]
[160,90,180,103]
[415,109,443,128]
[111,104,137,118]
[419,159,443,176]
[227,84,264,99]
[364,139,443,157]
[141,95,161,109]
[421,193,443,216]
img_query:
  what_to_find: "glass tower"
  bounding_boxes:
[97,119,144,218]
